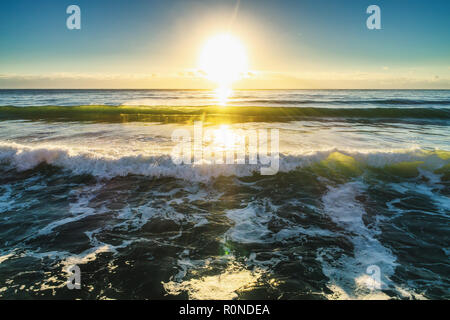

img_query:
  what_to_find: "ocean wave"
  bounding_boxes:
[234,99,450,106]
[0,105,449,123]
[0,142,448,181]
[319,181,398,299]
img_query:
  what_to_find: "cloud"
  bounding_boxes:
[0,72,159,81]
[233,70,450,89]
[0,70,449,89]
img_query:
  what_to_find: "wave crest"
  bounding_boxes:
[0,105,449,123]
[0,142,448,181]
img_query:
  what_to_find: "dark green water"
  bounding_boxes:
[0,89,449,299]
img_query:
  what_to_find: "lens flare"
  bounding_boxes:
[199,33,248,104]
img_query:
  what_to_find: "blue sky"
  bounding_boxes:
[1,0,449,88]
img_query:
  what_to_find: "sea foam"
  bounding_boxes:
[0,142,448,182]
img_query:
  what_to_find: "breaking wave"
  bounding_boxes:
[0,105,449,123]
[0,142,448,181]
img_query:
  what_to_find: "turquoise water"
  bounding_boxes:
[0,89,449,299]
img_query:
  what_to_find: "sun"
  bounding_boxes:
[198,33,248,88]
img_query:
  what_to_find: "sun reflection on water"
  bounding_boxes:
[214,85,233,106]
[213,124,235,149]
[162,262,264,300]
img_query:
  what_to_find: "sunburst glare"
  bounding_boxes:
[199,33,248,105]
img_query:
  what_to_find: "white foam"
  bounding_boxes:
[36,184,106,236]
[387,170,449,217]
[0,178,42,214]
[225,199,335,245]
[163,260,264,300]
[0,252,14,264]
[0,142,447,182]
[319,181,398,299]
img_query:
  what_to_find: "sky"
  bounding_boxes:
[0,0,449,89]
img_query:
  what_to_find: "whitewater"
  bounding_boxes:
[0,89,448,299]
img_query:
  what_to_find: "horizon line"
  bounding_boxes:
[1,88,449,91]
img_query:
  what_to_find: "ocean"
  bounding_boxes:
[0,89,448,299]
